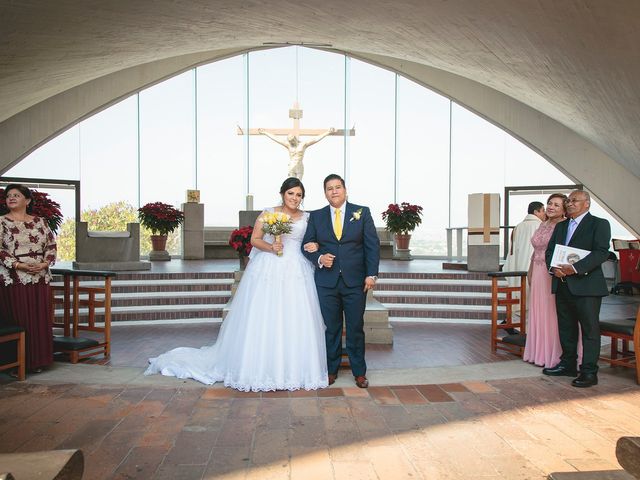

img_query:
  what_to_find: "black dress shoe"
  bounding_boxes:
[571,373,598,388]
[542,364,578,377]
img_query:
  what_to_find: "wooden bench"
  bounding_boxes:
[50,268,116,364]
[0,324,25,381]
[599,306,639,384]
[487,271,528,356]
[0,449,83,480]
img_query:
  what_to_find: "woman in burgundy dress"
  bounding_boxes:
[523,193,567,367]
[0,184,57,372]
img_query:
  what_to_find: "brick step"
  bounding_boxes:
[49,270,514,323]
[51,278,234,294]
[375,278,504,293]
[52,272,234,281]
[54,304,224,322]
[381,303,506,320]
[374,291,495,306]
[379,272,495,280]
[53,290,230,305]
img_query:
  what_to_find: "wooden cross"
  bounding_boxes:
[236,102,355,137]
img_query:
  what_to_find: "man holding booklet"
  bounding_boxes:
[544,190,611,388]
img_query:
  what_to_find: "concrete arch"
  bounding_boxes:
[1,46,637,234]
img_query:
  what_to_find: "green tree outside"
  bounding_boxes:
[56,201,181,261]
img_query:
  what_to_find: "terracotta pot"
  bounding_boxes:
[395,233,412,250]
[150,235,168,251]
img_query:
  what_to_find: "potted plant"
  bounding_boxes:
[0,189,63,234]
[229,225,254,270]
[137,202,184,258]
[382,202,423,253]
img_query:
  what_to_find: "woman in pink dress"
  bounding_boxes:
[523,193,567,367]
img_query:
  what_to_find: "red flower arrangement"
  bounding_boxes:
[382,202,423,235]
[137,202,184,235]
[229,225,254,257]
[0,189,63,234]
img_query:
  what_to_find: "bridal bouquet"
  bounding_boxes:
[259,211,293,256]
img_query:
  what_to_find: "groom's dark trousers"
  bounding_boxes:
[302,202,380,377]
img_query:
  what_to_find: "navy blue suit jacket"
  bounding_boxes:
[545,212,611,297]
[302,202,380,288]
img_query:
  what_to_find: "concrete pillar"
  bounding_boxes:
[181,202,204,260]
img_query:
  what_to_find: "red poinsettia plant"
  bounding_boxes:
[229,225,254,257]
[0,189,64,234]
[382,202,424,235]
[137,202,184,235]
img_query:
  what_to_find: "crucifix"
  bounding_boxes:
[237,102,355,179]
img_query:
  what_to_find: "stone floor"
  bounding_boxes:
[1,260,639,479]
[1,372,639,479]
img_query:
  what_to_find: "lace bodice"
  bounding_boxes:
[530,222,556,265]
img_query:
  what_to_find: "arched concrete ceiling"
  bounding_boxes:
[1,0,639,232]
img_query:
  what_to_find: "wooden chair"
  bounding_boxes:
[487,271,527,356]
[50,268,116,364]
[0,324,25,381]
[599,306,639,384]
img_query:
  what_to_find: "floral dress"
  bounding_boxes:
[0,215,57,369]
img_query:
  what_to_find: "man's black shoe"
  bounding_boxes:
[542,364,578,377]
[571,373,598,388]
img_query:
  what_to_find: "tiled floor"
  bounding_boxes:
[97,322,511,370]
[1,374,639,479]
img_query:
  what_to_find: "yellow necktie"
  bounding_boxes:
[334,209,342,240]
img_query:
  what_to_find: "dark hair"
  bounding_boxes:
[280,177,305,198]
[546,193,567,213]
[4,183,33,212]
[527,201,544,214]
[323,173,345,191]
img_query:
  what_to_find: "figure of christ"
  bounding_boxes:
[258,127,335,179]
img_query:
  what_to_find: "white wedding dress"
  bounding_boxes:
[145,210,328,391]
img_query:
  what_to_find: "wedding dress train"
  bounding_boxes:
[145,210,328,391]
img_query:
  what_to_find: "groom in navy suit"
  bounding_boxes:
[302,174,380,388]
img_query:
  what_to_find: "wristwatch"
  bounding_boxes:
[368,275,378,281]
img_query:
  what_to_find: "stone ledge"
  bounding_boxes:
[0,449,83,480]
[72,261,151,271]
[617,436,640,479]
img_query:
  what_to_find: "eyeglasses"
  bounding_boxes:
[566,198,587,204]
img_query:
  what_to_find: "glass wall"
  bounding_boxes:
[396,76,451,255]
[196,55,246,226]
[5,46,635,260]
[347,58,395,227]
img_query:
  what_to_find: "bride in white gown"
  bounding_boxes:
[145,178,328,391]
